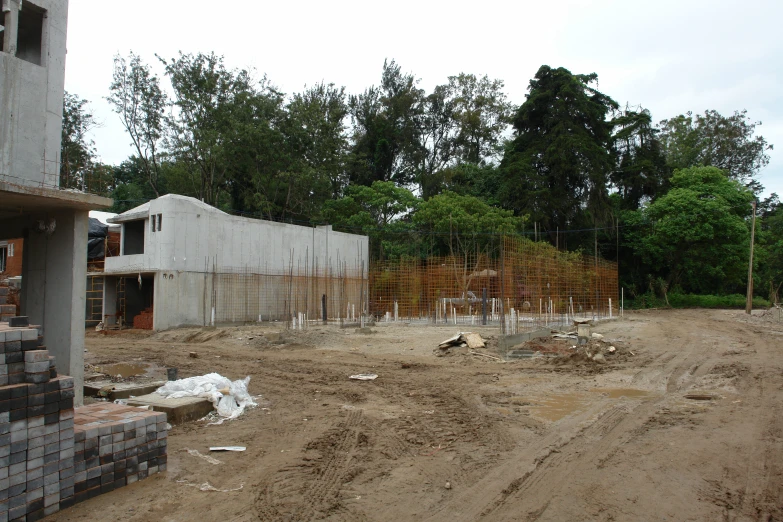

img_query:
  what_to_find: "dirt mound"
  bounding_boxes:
[152,327,230,344]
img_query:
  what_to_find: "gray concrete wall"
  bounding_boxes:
[0,0,68,188]
[106,195,369,275]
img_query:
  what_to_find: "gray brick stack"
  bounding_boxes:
[0,323,168,521]
[72,404,167,502]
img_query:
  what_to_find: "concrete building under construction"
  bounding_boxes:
[101,194,370,330]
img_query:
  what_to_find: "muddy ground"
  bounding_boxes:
[51,309,783,522]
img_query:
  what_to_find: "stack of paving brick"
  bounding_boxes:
[72,404,167,501]
[0,324,76,521]
[1,321,168,521]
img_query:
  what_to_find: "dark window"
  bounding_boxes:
[1,11,6,53]
[157,214,162,231]
[0,244,7,272]
[151,215,156,233]
[123,220,145,255]
[17,2,45,66]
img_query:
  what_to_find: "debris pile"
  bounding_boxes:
[436,332,486,356]
[506,329,632,366]
[133,307,154,330]
[155,373,257,424]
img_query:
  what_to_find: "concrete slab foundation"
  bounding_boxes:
[126,393,214,424]
[83,381,167,401]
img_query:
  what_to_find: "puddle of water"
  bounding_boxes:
[98,363,148,378]
[527,394,587,422]
[591,388,653,399]
[521,388,654,422]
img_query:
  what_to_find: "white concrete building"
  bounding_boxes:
[103,194,369,330]
[0,0,112,403]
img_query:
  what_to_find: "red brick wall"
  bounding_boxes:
[1,238,23,277]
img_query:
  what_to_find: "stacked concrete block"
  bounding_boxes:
[0,370,75,521]
[72,404,167,502]
[1,323,168,521]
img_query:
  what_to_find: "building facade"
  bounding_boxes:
[104,195,369,330]
[0,0,112,403]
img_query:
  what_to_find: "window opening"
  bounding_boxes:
[0,244,7,272]
[123,220,145,255]
[0,10,6,53]
[157,214,162,231]
[17,2,44,66]
[151,215,156,233]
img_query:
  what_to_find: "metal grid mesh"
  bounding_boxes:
[368,236,618,330]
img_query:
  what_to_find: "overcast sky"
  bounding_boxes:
[64,0,782,198]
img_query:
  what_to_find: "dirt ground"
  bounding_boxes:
[50,309,783,522]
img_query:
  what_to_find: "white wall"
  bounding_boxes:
[0,0,68,188]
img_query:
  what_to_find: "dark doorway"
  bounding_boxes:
[124,276,153,326]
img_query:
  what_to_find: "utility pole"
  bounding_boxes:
[746,200,757,315]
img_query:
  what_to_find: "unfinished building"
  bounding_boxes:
[0,0,112,401]
[102,194,370,330]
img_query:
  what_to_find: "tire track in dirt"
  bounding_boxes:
[425,313,716,522]
[254,410,366,521]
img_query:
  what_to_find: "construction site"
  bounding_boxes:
[2,0,782,520]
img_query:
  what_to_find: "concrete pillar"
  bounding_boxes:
[102,276,117,325]
[2,0,20,56]
[20,210,88,405]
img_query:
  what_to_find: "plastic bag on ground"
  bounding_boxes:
[155,373,257,422]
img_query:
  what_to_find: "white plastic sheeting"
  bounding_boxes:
[156,373,257,423]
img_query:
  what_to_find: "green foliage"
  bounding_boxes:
[501,65,619,240]
[658,110,773,193]
[322,181,419,259]
[611,107,670,210]
[158,52,282,207]
[413,191,525,256]
[637,166,753,293]
[348,60,425,187]
[757,194,783,303]
[628,292,770,310]
[107,53,167,196]
[60,92,97,191]
[91,54,783,304]
[109,183,146,213]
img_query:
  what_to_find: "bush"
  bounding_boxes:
[626,292,770,310]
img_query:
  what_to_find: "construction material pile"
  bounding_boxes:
[155,373,257,423]
[436,332,486,356]
[132,308,153,330]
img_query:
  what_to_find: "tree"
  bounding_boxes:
[348,60,424,187]
[418,74,513,198]
[60,91,97,191]
[413,191,526,298]
[658,110,773,193]
[418,83,458,198]
[322,181,419,259]
[107,52,167,197]
[611,106,670,210]
[414,191,524,255]
[757,193,783,303]
[449,73,513,165]
[501,65,618,243]
[158,52,283,207]
[282,83,350,202]
[637,166,753,294]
